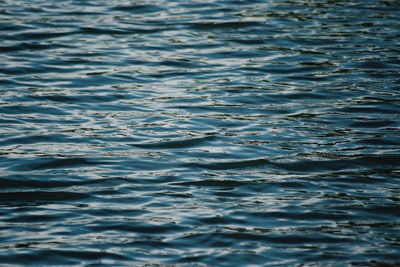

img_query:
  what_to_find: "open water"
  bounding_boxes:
[1,0,400,266]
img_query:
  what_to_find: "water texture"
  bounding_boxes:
[1,0,400,265]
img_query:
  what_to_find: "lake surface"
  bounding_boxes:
[1,0,400,265]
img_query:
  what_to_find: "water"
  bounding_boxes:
[1,0,400,265]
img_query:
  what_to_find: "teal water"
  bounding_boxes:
[1,0,400,266]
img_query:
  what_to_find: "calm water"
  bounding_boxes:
[1,0,400,266]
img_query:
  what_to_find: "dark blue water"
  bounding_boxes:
[1,0,400,265]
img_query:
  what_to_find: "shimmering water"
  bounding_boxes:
[1,0,400,265]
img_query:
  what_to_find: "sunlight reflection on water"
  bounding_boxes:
[0,0,400,265]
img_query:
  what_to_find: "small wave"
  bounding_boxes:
[171,179,248,187]
[133,135,217,149]
[189,21,263,31]
[0,191,90,202]
[183,158,271,170]
[11,157,111,171]
[112,4,164,14]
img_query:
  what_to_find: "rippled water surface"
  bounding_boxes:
[1,0,400,265]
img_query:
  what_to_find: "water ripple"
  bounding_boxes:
[1,0,400,266]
